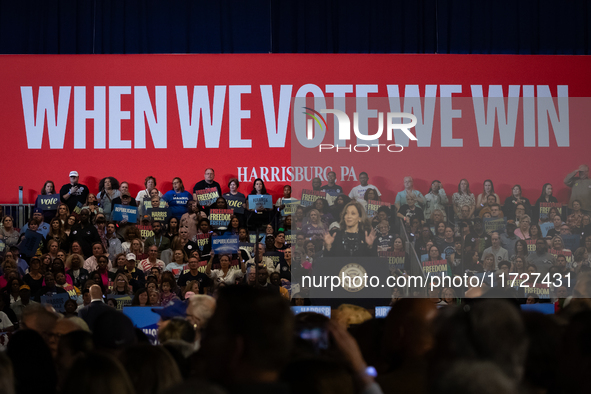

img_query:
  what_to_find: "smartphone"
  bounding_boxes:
[298,327,329,350]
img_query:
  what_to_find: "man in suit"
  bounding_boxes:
[78,285,111,331]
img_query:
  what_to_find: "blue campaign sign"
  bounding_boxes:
[40,293,70,313]
[375,306,392,318]
[19,229,42,257]
[561,234,581,252]
[291,306,331,318]
[212,234,239,254]
[36,194,60,210]
[520,304,555,315]
[112,204,138,223]
[540,222,554,237]
[248,194,272,210]
[123,306,163,344]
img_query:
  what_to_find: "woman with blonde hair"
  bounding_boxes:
[514,214,531,240]
[109,272,133,296]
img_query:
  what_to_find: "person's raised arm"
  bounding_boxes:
[205,250,215,276]
[564,168,580,187]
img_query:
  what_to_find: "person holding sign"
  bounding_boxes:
[323,201,377,257]
[135,176,162,205]
[206,252,245,287]
[34,272,68,302]
[163,177,192,220]
[19,208,50,238]
[193,168,223,206]
[533,183,559,224]
[37,180,59,223]
[247,178,272,210]
[223,178,246,216]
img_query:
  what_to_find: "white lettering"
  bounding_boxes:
[74,86,106,149]
[134,86,167,149]
[109,86,132,149]
[260,85,292,148]
[537,85,569,147]
[471,85,520,147]
[176,85,226,148]
[21,86,71,149]
[229,85,252,148]
[440,85,463,147]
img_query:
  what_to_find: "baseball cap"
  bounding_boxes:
[126,253,136,261]
[151,299,188,320]
[19,285,31,291]
[33,207,43,214]
[122,192,131,197]
[69,171,79,177]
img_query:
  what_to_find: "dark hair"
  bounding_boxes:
[539,183,553,200]
[41,180,56,195]
[228,177,239,188]
[144,176,157,187]
[131,288,150,306]
[498,260,511,270]
[250,178,267,195]
[61,352,135,394]
[483,179,495,193]
[429,245,442,260]
[97,255,109,264]
[172,177,185,192]
[512,184,523,196]
[360,172,368,177]
[200,286,293,378]
[91,241,107,254]
[363,188,380,202]
[98,177,120,192]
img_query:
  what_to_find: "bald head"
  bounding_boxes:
[89,285,103,300]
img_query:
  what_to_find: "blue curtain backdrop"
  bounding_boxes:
[0,0,589,54]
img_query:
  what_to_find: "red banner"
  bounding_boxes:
[1,54,590,204]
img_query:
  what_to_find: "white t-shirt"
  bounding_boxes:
[208,269,244,286]
[348,184,382,203]
[136,189,163,203]
[0,311,13,331]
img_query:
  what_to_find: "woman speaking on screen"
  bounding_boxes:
[323,201,377,257]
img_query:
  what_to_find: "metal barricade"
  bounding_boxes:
[1,186,34,230]
[2,205,34,230]
[394,216,427,297]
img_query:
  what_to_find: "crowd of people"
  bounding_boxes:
[0,166,591,393]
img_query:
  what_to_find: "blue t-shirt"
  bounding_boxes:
[162,190,192,220]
